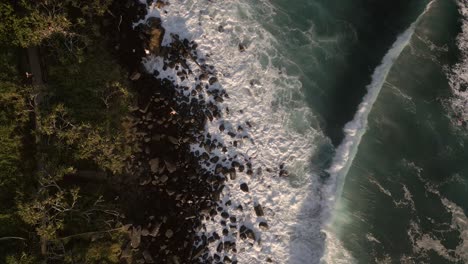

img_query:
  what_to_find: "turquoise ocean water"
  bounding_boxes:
[157,0,468,261]
[252,0,467,262]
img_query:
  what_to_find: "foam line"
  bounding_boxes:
[325,0,436,204]
[447,0,468,128]
[322,1,436,261]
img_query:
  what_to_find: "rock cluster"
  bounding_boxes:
[107,0,276,263]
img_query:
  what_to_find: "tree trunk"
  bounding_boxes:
[27,46,48,258]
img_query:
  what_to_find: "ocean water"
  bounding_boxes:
[139,0,468,263]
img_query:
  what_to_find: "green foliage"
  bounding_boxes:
[0,47,19,82]
[0,1,70,48]
[69,0,114,18]
[64,233,124,264]
[0,0,113,48]
[38,105,131,174]
[5,253,36,264]
[0,214,20,236]
[0,82,30,208]
[47,46,132,128]
[85,241,122,263]
[18,184,79,241]
[0,213,34,264]
[0,1,134,262]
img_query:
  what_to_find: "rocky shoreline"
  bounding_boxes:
[107,1,272,263]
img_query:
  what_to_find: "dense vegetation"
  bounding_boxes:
[0,1,134,263]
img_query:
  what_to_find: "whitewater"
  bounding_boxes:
[448,0,468,125]
[136,0,438,263]
[322,0,436,263]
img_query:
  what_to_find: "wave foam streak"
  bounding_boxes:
[322,2,436,262]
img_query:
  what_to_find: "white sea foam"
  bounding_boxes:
[368,176,393,198]
[138,0,331,262]
[447,0,468,127]
[322,1,436,262]
[366,233,381,244]
[401,160,468,263]
[325,0,435,200]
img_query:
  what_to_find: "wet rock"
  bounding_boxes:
[279,169,289,177]
[246,230,256,241]
[130,71,141,81]
[201,152,210,160]
[240,183,249,192]
[239,43,246,52]
[165,229,174,238]
[215,165,223,174]
[210,156,220,163]
[192,245,206,260]
[131,226,142,248]
[229,171,236,180]
[146,17,165,54]
[165,160,177,173]
[209,77,218,85]
[170,255,181,264]
[216,242,223,253]
[143,250,154,263]
[121,242,132,259]
[224,241,236,252]
[149,158,160,173]
[168,136,178,145]
[221,211,229,219]
[141,228,150,236]
[159,174,168,183]
[254,203,264,216]
[210,209,218,217]
[259,221,269,230]
[240,225,247,234]
[150,222,161,237]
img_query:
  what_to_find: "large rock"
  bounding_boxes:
[149,158,160,173]
[131,226,142,248]
[254,203,264,216]
[150,222,161,237]
[143,250,154,263]
[240,183,249,192]
[165,160,177,173]
[146,17,165,54]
